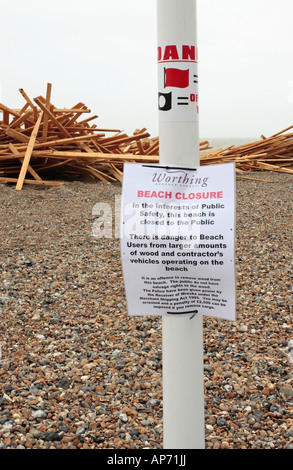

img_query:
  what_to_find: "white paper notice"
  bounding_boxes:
[121,163,236,320]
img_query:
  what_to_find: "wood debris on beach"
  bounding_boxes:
[200,125,293,176]
[0,83,292,189]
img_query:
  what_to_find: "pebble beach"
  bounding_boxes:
[0,170,292,450]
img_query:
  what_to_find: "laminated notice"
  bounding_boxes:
[121,163,236,320]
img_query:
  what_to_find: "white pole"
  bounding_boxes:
[157,0,205,449]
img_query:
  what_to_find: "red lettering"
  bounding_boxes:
[157,46,162,61]
[163,45,179,61]
[158,45,198,62]
[182,45,195,61]
[136,190,173,198]
[175,191,224,200]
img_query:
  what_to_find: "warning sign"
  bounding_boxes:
[157,42,198,121]
[120,163,236,320]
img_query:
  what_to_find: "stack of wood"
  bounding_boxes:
[0,84,162,189]
[0,83,292,190]
[200,126,293,175]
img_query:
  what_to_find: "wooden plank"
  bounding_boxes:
[101,131,150,146]
[236,175,274,182]
[13,131,111,152]
[145,139,159,155]
[107,163,123,182]
[19,88,36,110]
[42,83,52,142]
[3,110,9,125]
[271,124,293,138]
[9,109,35,129]
[0,176,63,186]
[0,104,22,119]
[85,165,116,182]
[5,128,30,143]
[55,103,88,127]
[15,111,43,190]
[34,159,73,172]
[254,161,293,174]
[31,150,159,162]
[53,107,91,114]
[33,96,71,138]
[77,115,99,125]
[8,143,42,181]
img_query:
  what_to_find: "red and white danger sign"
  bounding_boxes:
[157,42,199,121]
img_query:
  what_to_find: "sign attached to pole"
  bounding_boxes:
[120,0,235,450]
[158,42,199,121]
[121,162,236,321]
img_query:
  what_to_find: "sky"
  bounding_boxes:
[1,0,293,139]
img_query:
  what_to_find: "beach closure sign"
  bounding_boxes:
[121,163,236,321]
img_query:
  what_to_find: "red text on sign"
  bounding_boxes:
[158,45,198,62]
[137,191,172,198]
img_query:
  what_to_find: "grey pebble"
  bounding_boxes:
[32,410,47,419]
[44,432,63,442]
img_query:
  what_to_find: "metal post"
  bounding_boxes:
[157,0,205,449]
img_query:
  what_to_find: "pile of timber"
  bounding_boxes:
[0,84,161,189]
[0,84,292,190]
[200,126,293,175]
